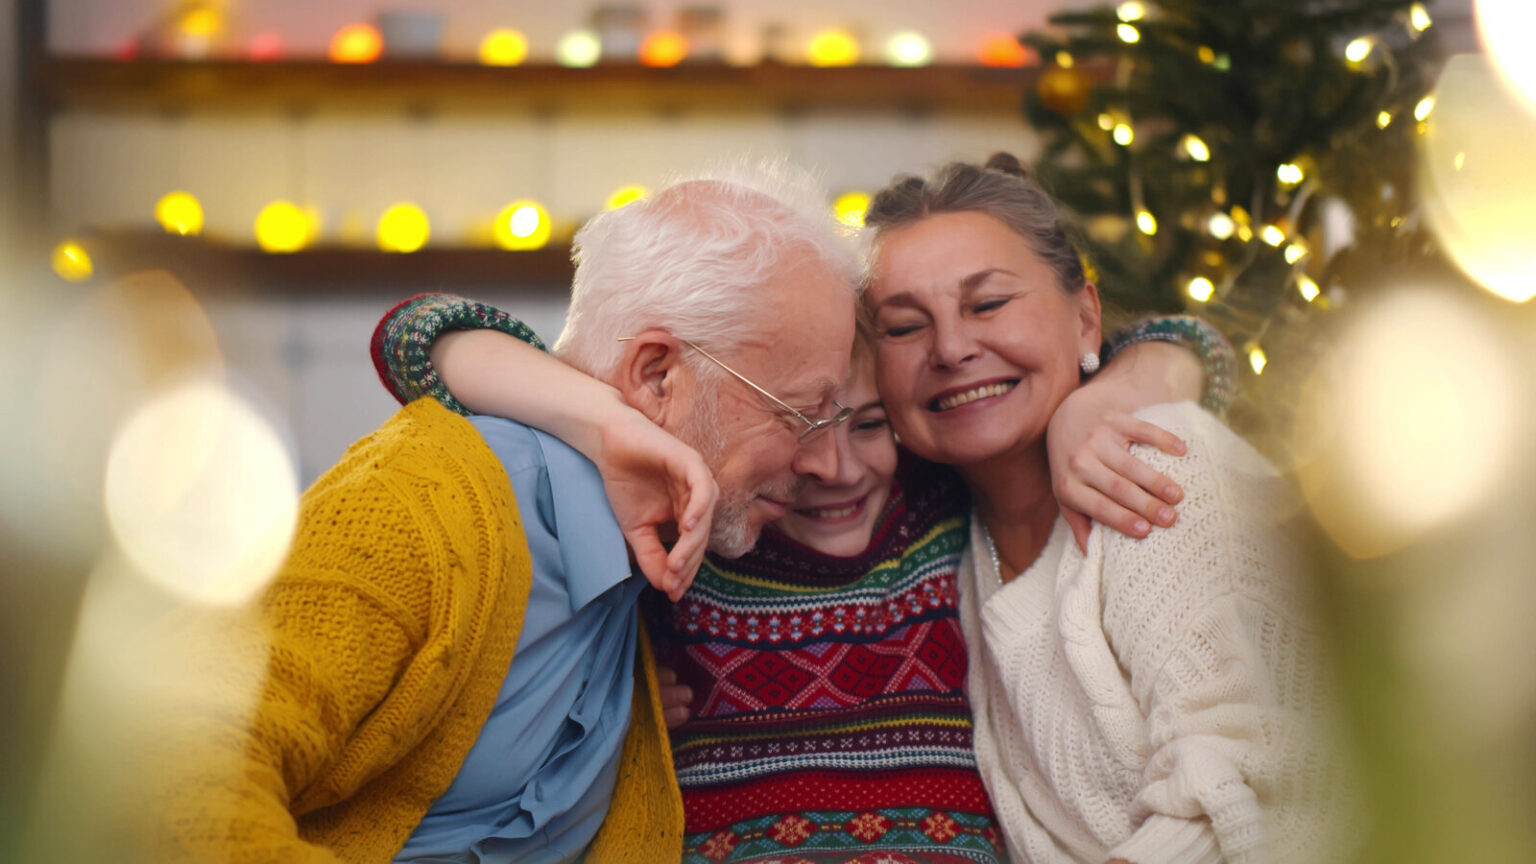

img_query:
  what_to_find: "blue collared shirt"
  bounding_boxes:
[395,416,643,864]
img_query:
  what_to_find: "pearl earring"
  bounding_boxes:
[1079,351,1100,375]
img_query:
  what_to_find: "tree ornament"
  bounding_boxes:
[1037,64,1093,116]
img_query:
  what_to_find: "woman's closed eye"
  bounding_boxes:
[850,415,890,437]
[971,296,1012,315]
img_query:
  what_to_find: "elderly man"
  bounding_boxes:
[144,161,858,864]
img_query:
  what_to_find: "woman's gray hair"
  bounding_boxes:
[553,158,861,378]
[863,152,1088,295]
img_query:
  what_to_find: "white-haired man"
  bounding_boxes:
[142,162,858,864]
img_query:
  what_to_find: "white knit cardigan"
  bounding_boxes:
[959,402,1358,864]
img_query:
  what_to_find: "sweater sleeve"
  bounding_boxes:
[371,292,549,415]
[1100,403,1351,864]
[1104,316,1236,417]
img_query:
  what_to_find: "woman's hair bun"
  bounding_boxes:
[983,152,1029,180]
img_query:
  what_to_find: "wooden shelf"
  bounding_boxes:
[39,58,1035,114]
[82,231,575,292]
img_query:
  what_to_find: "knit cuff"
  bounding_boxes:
[1105,315,1236,417]
[1108,814,1222,864]
[370,293,548,416]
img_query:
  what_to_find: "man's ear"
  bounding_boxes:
[613,330,685,426]
[1077,282,1104,355]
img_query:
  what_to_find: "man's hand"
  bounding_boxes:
[1048,341,1200,551]
[656,666,693,729]
[593,409,718,601]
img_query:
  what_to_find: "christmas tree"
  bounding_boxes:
[1018,0,1444,443]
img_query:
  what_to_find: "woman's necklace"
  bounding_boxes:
[979,521,1008,585]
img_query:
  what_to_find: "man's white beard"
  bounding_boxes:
[674,386,756,558]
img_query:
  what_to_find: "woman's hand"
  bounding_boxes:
[656,666,694,729]
[1048,341,1200,551]
[593,408,718,602]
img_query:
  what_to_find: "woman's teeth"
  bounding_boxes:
[803,502,859,520]
[934,381,1015,411]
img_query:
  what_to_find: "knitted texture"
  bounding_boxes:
[133,399,681,863]
[960,402,1358,864]
[651,458,1006,864]
[371,293,548,414]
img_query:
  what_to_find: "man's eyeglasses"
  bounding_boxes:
[617,336,853,442]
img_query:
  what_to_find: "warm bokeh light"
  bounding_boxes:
[640,30,688,67]
[1187,276,1214,302]
[1284,241,1309,264]
[1135,209,1157,235]
[494,200,552,250]
[1476,0,1536,115]
[807,29,860,67]
[1345,36,1374,65]
[1296,273,1321,302]
[1414,94,1436,121]
[104,378,299,606]
[1410,2,1433,31]
[885,31,932,67]
[978,32,1030,68]
[1117,2,1147,22]
[1260,224,1286,246]
[254,201,310,253]
[478,28,529,66]
[1296,288,1520,558]
[52,240,94,282]
[1116,24,1141,44]
[1246,343,1267,375]
[1056,51,1075,69]
[1276,162,1304,186]
[605,184,650,210]
[329,23,383,64]
[556,29,602,67]
[1420,54,1536,303]
[248,31,284,62]
[155,191,204,236]
[1376,110,1393,128]
[377,203,430,253]
[833,191,871,228]
[1182,133,1210,162]
[1097,112,1115,130]
[1112,123,1134,146]
[1207,212,1235,240]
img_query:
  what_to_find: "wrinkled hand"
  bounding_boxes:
[656,665,693,729]
[1047,383,1187,552]
[594,409,718,601]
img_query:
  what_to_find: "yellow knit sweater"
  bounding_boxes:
[138,399,682,863]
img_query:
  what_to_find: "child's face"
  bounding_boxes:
[771,359,899,557]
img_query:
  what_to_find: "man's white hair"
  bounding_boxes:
[552,157,861,378]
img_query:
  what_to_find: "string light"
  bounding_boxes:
[1117,2,1147,22]
[479,28,529,66]
[1345,36,1374,65]
[1409,3,1432,32]
[1276,162,1305,186]
[1376,110,1394,128]
[1208,212,1236,240]
[1182,133,1210,162]
[1117,24,1141,44]
[255,201,310,253]
[605,185,650,210]
[556,29,602,67]
[1112,123,1135,146]
[640,30,688,67]
[808,29,860,67]
[51,240,93,282]
[377,203,430,253]
[1135,209,1158,235]
[1056,51,1075,68]
[1414,94,1436,121]
[495,200,552,250]
[1260,224,1287,246]
[1097,113,1115,131]
[329,23,383,64]
[1247,343,1267,375]
[834,191,871,228]
[156,191,204,236]
[885,31,932,67]
[1187,276,1215,302]
[1197,45,1216,64]
[1285,241,1309,264]
[1296,274,1321,302]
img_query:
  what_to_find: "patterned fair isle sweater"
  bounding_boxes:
[372,293,1006,864]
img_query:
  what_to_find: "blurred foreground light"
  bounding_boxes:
[104,378,299,605]
[255,201,309,253]
[495,200,551,250]
[1420,54,1536,303]
[156,191,204,236]
[1296,289,1519,558]
[1182,133,1210,162]
[808,29,859,67]
[1187,276,1214,302]
[1476,0,1536,115]
[557,29,602,67]
[834,191,871,228]
[52,240,94,282]
[377,203,430,253]
[605,185,650,210]
[885,31,932,67]
[640,30,688,67]
[978,33,1031,68]
[329,23,383,64]
[479,28,529,66]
